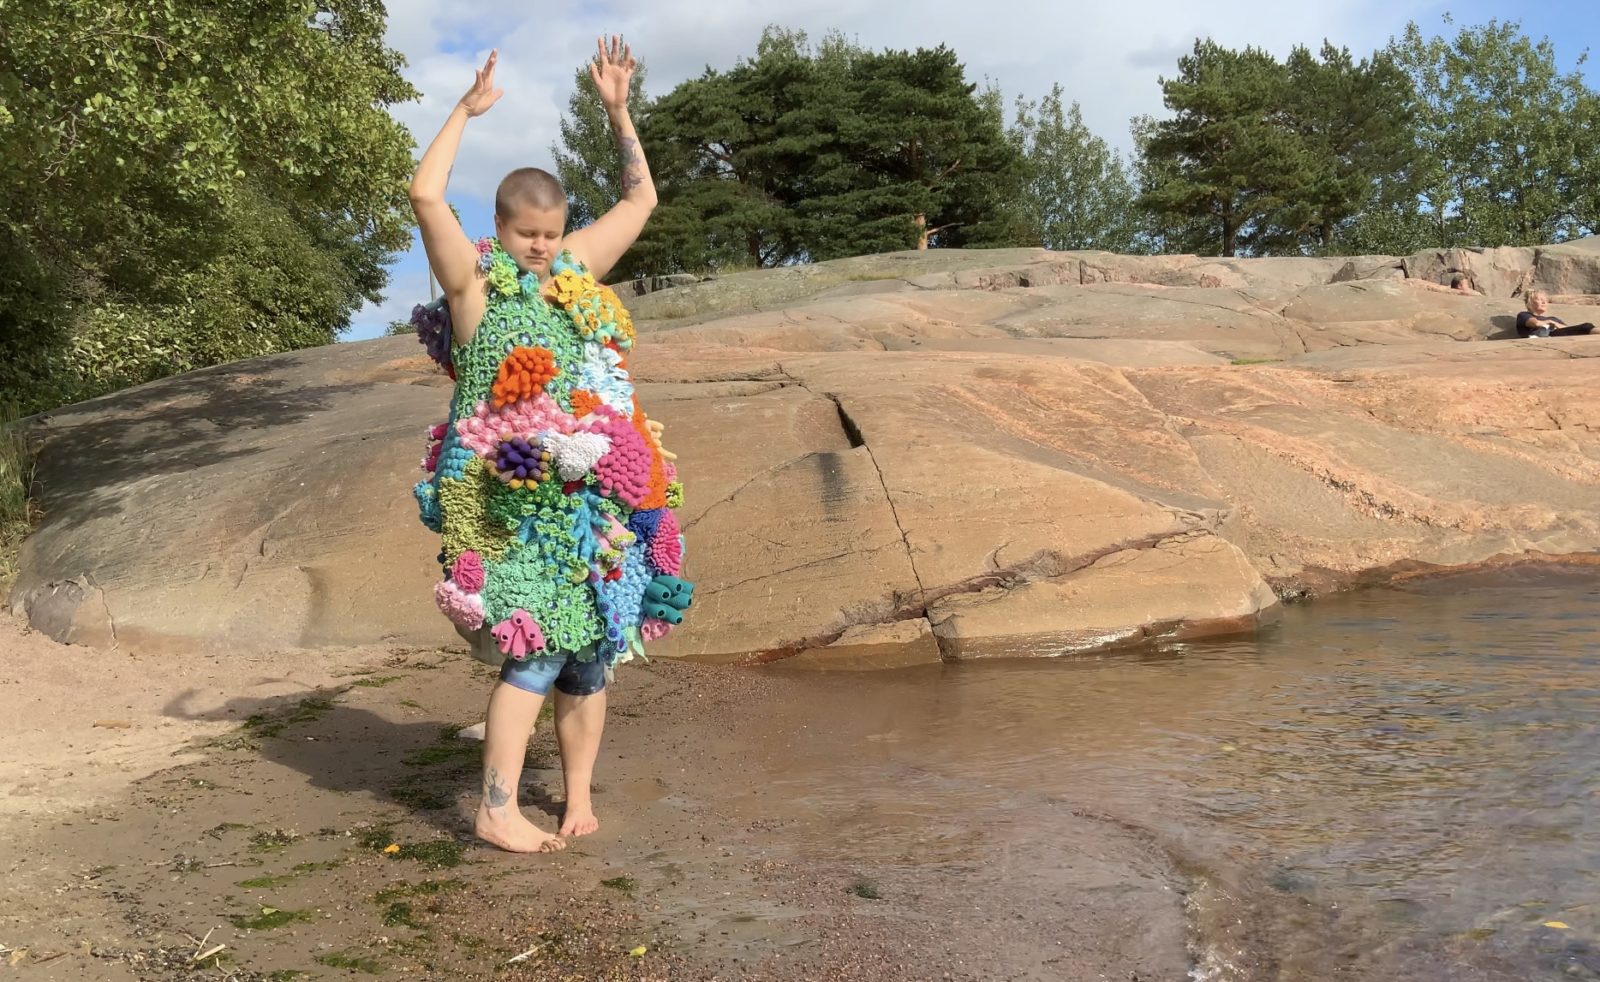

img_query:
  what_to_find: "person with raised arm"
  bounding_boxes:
[406,38,692,854]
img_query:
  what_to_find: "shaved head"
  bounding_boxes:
[495,168,566,218]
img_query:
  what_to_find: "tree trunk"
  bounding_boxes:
[915,212,929,250]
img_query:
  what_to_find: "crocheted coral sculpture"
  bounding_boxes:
[416,243,687,673]
[411,301,453,376]
[647,509,684,576]
[584,409,653,508]
[570,388,602,418]
[545,430,611,482]
[434,579,486,631]
[454,394,575,457]
[490,609,546,661]
[626,507,663,542]
[490,435,553,489]
[491,346,559,408]
[452,550,486,593]
[414,480,442,532]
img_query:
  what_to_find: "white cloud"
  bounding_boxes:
[351,0,1443,335]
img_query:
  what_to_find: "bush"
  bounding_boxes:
[0,403,40,590]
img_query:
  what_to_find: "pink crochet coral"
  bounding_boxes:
[640,618,671,641]
[454,394,577,457]
[583,408,653,508]
[421,422,448,472]
[648,509,683,575]
[490,609,546,660]
[433,579,485,631]
[452,551,486,592]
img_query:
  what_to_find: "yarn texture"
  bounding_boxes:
[415,242,691,670]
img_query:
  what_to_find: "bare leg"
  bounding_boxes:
[554,688,607,836]
[472,681,566,853]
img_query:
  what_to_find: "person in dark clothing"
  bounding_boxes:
[1516,291,1597,338]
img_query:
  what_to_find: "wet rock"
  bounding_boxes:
[785,620,943,671]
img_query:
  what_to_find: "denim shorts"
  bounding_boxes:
[498,645,607,697]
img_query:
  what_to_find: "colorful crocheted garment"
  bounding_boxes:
[412,241,688,670]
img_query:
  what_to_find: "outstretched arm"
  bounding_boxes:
[565,36,657,282]
[411,50,503,306]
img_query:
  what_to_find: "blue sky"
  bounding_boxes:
[347,0,1597,341]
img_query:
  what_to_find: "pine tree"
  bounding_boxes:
[1270,43,1421,252]
[1135,40,1311,257]
[555,28,1025,276]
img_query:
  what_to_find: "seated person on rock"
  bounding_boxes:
[1516,291,1596,338]
[1409,272,1480,295]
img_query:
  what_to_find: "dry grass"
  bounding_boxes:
[0,402,40,592]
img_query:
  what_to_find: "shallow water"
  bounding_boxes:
[758,565,1600,980]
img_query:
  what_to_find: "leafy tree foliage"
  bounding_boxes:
[1009,86,1140,252]
[0,0,417,412]
[1386,18,1600,248]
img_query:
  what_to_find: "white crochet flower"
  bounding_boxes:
[545,430,612,481]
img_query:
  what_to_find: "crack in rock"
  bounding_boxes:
[821,391,925,601]
[753,526,1226,663]
[699,543,898,598]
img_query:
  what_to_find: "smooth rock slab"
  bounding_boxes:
[10,245,1600,667]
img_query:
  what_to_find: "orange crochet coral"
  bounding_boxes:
[570,388,602,418]
[631,394,670,510]
[490,346,559,409]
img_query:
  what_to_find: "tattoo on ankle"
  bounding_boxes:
[484,767,512,809]
[618,136,645,191]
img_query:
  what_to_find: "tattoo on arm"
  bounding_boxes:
[618,136,646,192]
[484,766,512,809]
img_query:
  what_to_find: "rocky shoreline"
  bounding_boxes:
[9,244,1600,665]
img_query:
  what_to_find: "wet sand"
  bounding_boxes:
[9,567,1599,979]
[0,617,1191,981]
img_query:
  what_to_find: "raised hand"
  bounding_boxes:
[459,49,504,117]
[589,35,637,110]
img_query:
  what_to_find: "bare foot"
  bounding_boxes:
[474,806,566,854]
[559,800,599,837]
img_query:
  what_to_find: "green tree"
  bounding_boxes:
[841,45,1024,252]
[552,61,649,230]
[625,28,821,274]
[1136,39,1425,256]
[1010,86,1139,252]
[1128,113,1202,255]
[0,0,416,413]
[1390,18,1600,248]
[561,27,1026,276]
[1571,89,1600,237]
[1271,43,1421,252]
[1136,40,1311,256]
